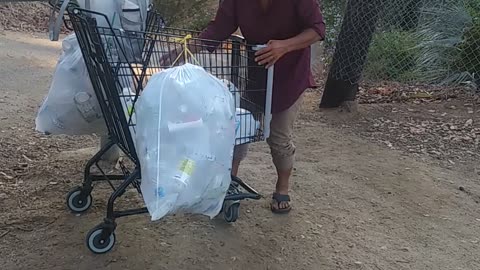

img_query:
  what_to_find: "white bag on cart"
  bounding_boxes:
[135,63,236,221]
[49,0,152,63]
[38,0,150,135]
[35,34,107,135]
[219,79,260,144]
[235,108,259,144]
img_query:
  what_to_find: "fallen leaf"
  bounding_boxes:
[465,119,473,127]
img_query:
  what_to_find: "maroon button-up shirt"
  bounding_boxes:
[199,0,325,113]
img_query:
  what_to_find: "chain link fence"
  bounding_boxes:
[323,0,480,90]
[3,0,478,91]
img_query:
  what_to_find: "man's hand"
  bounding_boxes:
[254,40,291,68]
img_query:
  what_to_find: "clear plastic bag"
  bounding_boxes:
[219,79,260,144]
[135,63,236,221]
[235,108,259,144]
[35,34,107,136]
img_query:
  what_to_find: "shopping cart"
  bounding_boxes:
[63,6,274,254]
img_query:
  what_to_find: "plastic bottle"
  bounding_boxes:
[74,92,101,123]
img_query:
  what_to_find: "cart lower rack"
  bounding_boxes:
[65,7,274,254]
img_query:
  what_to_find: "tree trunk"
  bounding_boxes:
[320,0,384,108]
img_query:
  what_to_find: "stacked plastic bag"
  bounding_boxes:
[36,0,150,136]
[234,108,259,144]
[135,63,236,220]
[35,34,107,136]
[219,79,260,144]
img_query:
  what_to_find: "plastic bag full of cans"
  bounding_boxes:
[135,63,237,221]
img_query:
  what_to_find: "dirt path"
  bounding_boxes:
[0,32,479,270]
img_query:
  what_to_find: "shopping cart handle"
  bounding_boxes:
[248,44,273,139]
[252,44,267,51]
[230,34,245,43]
[48,0,71,41]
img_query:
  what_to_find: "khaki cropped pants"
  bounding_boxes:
[233,95,303,170]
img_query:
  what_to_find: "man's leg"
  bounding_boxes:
[232,144,249,177]
[267,95,303,213]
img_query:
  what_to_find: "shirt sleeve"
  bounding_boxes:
[199,0,238,43]
[297,0,326,40]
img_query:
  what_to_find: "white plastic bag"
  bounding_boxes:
[235,108,259,144]
[220,79,241,108]
[35,34,107,136]
[50,0,150,40]
[90,0,150,62]
[219,79,260,144]
[135,63,236,221]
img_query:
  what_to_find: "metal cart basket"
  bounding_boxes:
[64,6,274,254]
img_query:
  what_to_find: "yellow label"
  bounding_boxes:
[178,159,195,176]
[127,106,134,116]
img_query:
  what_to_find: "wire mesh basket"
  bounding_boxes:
[71,8,273,157]
[64,6,270,253]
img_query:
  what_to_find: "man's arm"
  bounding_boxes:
[255,29,321,67]
[197,0,238,52]
[284,28,322,52]
[161,0,237,66]
[255,0,325,67]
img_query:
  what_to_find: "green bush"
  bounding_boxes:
[456,1,480,82]
[153,0,214,30]
[364,30,419,82]
[321,0,346,53]
[412,2,478,86]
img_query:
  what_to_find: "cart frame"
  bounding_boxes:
[63,6,274,254]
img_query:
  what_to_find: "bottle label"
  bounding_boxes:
[173,158,195,184]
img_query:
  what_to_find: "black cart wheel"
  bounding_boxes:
[223,202,240,223]
[86,226,116,254]
[66,187,92,213]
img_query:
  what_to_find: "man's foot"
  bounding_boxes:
[270,193,292,214]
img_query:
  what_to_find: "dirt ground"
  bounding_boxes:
[1,31,480,270]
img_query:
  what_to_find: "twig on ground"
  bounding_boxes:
[0,230,10,238]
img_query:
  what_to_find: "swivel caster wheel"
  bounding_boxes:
[223,201,240,223]
[66,187,92,213]
[86,225,116,254]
